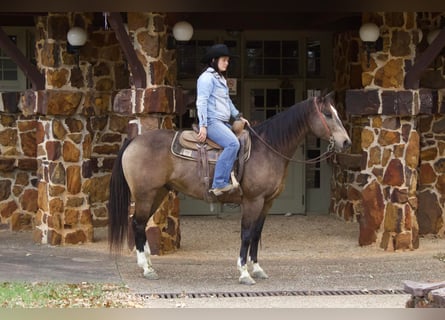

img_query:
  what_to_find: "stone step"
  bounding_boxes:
[430,288,445,308]
[403,280,445,297]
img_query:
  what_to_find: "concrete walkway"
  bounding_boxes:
[1,213,444,308]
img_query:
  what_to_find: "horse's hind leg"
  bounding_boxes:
[133,188,169,280]
[133,216,159,280]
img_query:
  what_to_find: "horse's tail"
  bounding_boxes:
[108,138,132,253]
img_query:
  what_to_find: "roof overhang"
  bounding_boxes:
[0,0,444,12]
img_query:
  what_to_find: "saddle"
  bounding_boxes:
[171,125,251,199]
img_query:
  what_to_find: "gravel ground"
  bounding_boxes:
[2,213,444,308]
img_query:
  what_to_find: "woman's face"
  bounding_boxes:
[217,56,230,72]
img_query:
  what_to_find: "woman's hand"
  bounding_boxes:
[240,117,250,127]
[197,126,207,142]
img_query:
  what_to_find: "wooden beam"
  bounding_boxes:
[0,27,45,91]
[405,29,445,89]
[107,12,146,89]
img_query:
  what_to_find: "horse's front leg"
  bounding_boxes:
[133,219,159,280]
[248,213,269,280]
[237,199,266,285]
[238,236,255,285]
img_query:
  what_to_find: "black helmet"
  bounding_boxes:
[200,44,234,64]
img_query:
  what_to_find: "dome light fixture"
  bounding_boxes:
[167,21,194,49]
[172,21,194,42]
[359,22,382,68]
[66,26,88,66]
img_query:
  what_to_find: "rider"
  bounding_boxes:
[196,43,249,196]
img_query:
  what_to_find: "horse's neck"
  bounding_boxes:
[251,100,313,160]
[275,105,311,158]
[282,127,308,159]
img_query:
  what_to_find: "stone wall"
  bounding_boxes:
[333,12,445,250]
[0,93,38,231]
[0,11,182,253]
[418,111,445,236]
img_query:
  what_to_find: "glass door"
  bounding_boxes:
[243,80,305,214]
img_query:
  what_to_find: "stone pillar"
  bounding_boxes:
[33,115,93,244]
[359,114,420,250]
[418,112,445,237]
[32,12,129,244]
[340,13,427,250]
[114,12,181,255]
[127,12,177,87]
[0,93,38,231]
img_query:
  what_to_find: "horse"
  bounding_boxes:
[108,91,351,285]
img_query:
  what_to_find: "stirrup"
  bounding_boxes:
[210,184,237,196]
[230,171,239,188]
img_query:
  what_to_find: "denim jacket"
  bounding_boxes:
[196,67,240,128]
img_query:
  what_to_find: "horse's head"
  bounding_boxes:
[310,92,351,152]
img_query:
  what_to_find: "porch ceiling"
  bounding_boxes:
[0,0,443,12]
[0,12,362,32]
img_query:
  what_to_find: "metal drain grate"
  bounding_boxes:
[139,288,407,300]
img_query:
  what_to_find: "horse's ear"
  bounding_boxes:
[325,91,335,101]
[320,88,329,97]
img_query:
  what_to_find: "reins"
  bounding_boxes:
[247,125,334,164]
[246,98,335,164]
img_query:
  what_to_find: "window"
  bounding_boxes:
[0,27,30,92]
[245,40,299,76]
[177,39,240,79]
[177,40,213,79]
[0,35,18,82]
[306,39,321,77]
[250,88,295,123]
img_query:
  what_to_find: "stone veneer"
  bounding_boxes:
[0,11,182,253]
[0,92,38,231]
[332,12,445,251]
[418,114,445,236]
[332,88,445,250]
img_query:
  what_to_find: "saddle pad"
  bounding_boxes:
[171,130,252,163]
[171,131,221,163]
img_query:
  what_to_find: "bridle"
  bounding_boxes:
[246,97,335,164]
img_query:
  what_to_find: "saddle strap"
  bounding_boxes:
[197,144,212,202]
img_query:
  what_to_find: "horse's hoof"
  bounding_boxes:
[239,275,256,285]
[143,270,160,280]
[252,270,269,279]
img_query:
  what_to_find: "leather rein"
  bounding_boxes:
[246,99,335,164]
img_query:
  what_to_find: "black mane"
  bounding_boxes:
[250,97,315,152]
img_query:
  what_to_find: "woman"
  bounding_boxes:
[196,44,249,196]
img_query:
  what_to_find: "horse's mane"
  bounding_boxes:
[250,97,315,152]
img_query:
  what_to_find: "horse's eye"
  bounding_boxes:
[323,112,332,119]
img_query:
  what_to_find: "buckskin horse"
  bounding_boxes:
[108,91,351,285]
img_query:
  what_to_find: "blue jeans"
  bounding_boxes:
[207,119,240,189]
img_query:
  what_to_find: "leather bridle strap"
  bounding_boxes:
[313,97,332,139]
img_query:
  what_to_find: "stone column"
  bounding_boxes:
[0,94,38,232]
[359,113,420,250]
[418,111,445,237]
[113,12,181,255]
[32,12,127,244]
[34,115,94,244]
[340,13,426,250]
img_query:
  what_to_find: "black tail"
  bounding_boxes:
[108,138,132,252]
